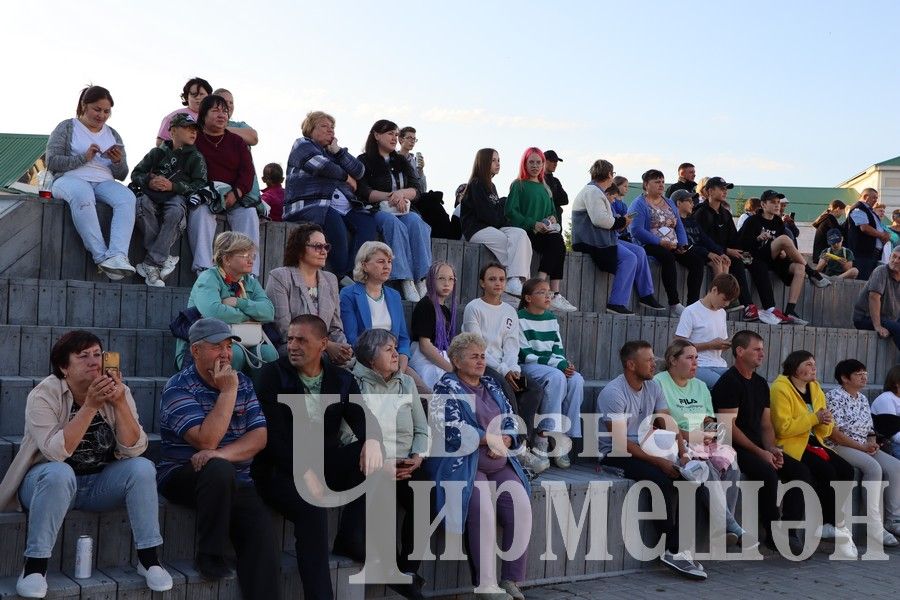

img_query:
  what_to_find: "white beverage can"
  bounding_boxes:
[74,535,93,579]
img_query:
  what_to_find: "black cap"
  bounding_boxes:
[544,150,563,162]
[705,176,734,190]
[760,189,786,203]
[670,189,699,204]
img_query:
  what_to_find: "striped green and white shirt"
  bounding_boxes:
[517,309,569,371]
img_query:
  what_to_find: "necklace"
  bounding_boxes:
[203,131,225,148]
[366,287,384,301]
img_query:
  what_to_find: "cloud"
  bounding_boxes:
[420,106,582,131]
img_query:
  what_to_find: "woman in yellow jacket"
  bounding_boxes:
[770,350,857,557]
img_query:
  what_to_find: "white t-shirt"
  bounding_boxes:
[871,391,900,416]
[675,300,728,368]
[66,118,117,183]
[462,298,520,376]
[367,294,391,331]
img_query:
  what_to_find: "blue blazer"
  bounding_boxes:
[339,282,411,356]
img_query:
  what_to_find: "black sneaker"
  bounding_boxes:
[660,550,707,580]
[606,304,634,315]
[786,310,809,326]
[196,553,234,580]
[638,295,666,311]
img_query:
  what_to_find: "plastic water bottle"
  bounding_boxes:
[38,170,53,199]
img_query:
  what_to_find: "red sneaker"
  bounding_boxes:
[743,304,759,322]
[770,308,794,325]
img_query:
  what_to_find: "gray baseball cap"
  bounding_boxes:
[188,318,241,345]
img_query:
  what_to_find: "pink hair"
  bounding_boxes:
[517,147,546,182]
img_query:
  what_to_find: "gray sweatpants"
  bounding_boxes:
[135,193,186,267]
[187,204,260,275]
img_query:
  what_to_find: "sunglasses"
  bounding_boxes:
[306,243,331,253]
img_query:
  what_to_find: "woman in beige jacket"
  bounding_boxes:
[0,331,171,598]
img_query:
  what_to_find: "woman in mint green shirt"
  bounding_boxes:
[654,339,752,550]
[505,147,577,312]
[176,231,278,372]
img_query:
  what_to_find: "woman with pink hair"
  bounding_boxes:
[505,147,576,312]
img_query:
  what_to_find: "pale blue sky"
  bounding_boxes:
[6,0,900,210]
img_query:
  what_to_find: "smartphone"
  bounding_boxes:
[101,143,125,157]
[102,351,120,377]
[626,211,638,218]
[790,212,796,219]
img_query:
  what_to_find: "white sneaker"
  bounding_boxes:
[550,293,578,312]
[758,307,783,325]
[416,278,428,299]
[832,526,857,559]
[137,563,174,592]
[160,255,180,280]
[817,523,837,539]
[669,303,685,318]
[136,262,165,287]
[870,527,900,547]
[401,279,421,302]
[99,255,136,276]
[504,278,523,297]
[16,571,47,598]
[517,449,550,475]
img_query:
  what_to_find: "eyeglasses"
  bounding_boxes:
[306,243,331,253]
[853,371,869,377]
[232,252,257,261]
[403,137,418,142]
[437,276,456,283]
[530,290,553,297]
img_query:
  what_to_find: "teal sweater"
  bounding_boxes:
[175,268,275,362]
[517,309,569,371]
[505,180,556,230]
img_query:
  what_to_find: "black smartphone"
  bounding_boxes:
[790,212,796,219]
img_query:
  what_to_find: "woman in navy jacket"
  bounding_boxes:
[628,169,705,316]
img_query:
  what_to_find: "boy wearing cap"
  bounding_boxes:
[815,229,858,280]
[131,113,208,286]
[739,190,830,325]
[672,189,732,279]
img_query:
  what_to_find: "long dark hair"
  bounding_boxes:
[76,85,114,117]
[364,119,398,156]
[468,148,498,193]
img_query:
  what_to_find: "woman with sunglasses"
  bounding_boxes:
[266,223,353,365]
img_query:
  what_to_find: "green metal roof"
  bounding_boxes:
[622,182,858,222]
[0,133,48,188]
[875,155,900,168]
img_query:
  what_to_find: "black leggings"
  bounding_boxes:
[528,231,566,280]
[642,244,705,306]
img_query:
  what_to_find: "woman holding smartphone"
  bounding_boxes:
[628,169,705,317]
[46,85,137,281]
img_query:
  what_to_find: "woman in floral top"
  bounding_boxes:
[825,359,900,543]
[627,169,705,317]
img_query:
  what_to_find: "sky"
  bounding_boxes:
[6,0,900,218]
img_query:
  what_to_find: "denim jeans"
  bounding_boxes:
[18,458,163,558]
[135,193,187,267]
[695,366,729,390]
[855,315,900,350]
[520,363,583,437]
[51,175,136,264]
[188,204,260,275]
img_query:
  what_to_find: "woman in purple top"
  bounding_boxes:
[628,169,705,317]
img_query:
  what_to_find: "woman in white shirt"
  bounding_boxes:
[872,365,900,461]
[46,86,136,280]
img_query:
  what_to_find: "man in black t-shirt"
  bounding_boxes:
[711,330,809,554]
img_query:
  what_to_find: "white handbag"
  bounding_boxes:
[229,322,271,369]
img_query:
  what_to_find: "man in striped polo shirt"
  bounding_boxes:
[157,318,280,599]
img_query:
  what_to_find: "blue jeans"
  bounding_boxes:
[51,175,136,264]
[345,210,432,281]
[520,363,583,437]
[18,458,163,558]
[695,366,729,390]
[612,240,655,306]
[291,205,353,277]
[855,316,900,350]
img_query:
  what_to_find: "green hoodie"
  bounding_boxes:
[342,361,429,458]
[130,140,208,197]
